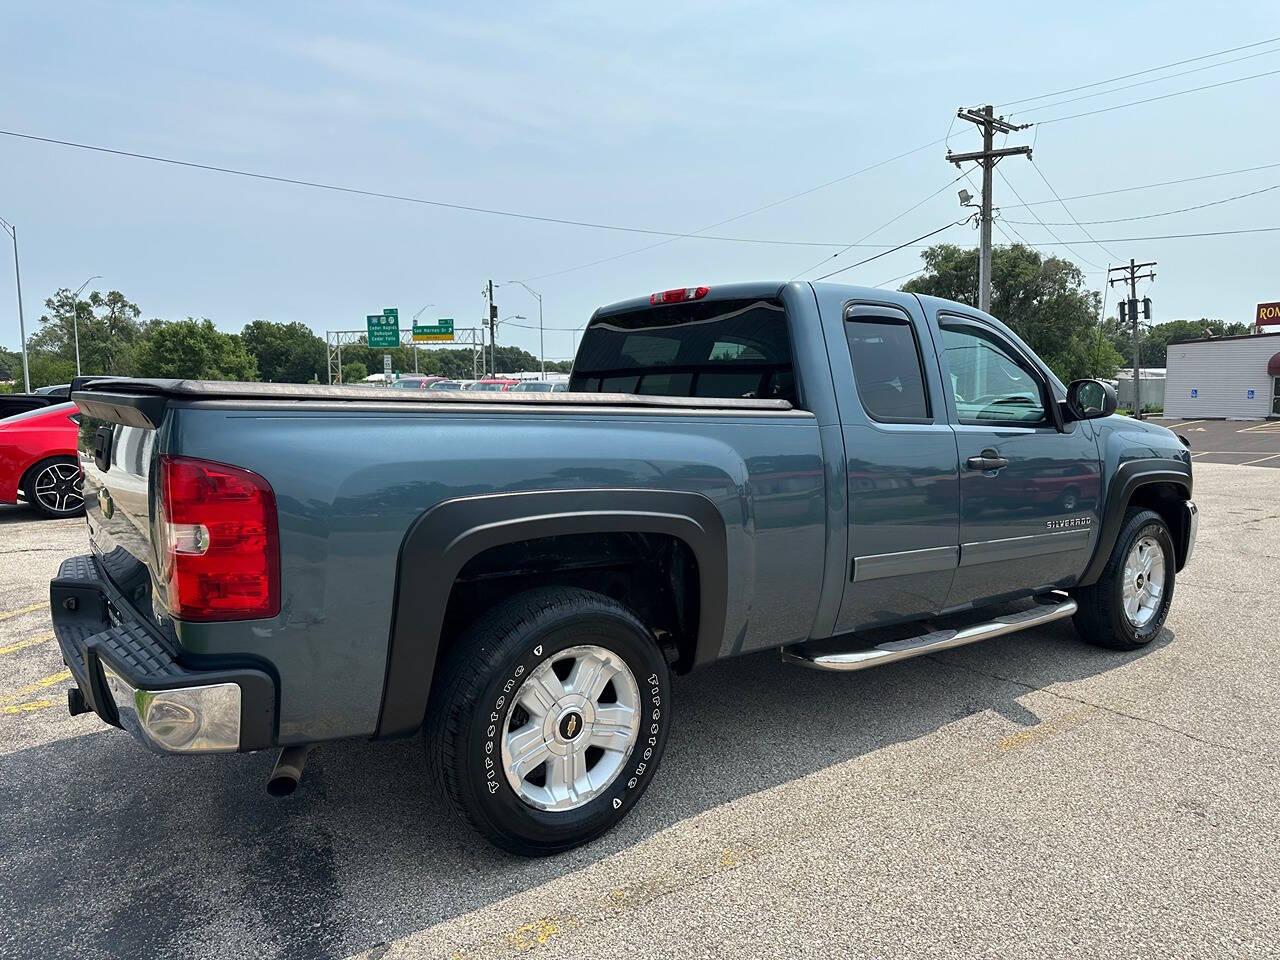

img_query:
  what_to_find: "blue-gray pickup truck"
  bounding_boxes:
[53,281,1197,855]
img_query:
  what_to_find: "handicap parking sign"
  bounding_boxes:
[1248,389,1255,399]
[1190,388,1198,398]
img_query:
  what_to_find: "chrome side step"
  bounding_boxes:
[781,594,1078,673]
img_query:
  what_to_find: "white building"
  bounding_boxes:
[1164,332,1280,419]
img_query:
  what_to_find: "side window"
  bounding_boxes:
[844,310,931,422]
[939,323,1047,424]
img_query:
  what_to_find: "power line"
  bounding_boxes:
[520,135,964,282]
[997,35,1280,108]
[1000,160,1280,209]
[1004,182,1280,225]
[790,173,966,280]
[1008,46,1278,117]
[1028,159,1122,261]
[0,128,960,252]
[995,167,1103,268]
[1028,67,1280,125]
[1013,225,1280,243]
[813,219,967,282]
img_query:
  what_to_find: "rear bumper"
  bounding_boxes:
[50,555,276,752]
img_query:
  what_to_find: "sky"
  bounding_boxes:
[3,1,1280,366]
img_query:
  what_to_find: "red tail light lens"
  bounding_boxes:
[649,286,710,305]
[156,455,280,622]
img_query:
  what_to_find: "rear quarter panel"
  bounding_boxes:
[163,403,826,743]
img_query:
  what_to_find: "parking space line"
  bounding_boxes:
[1,698,55,716]
[1239,454,1280,467]
[1238,421,1280,433]
[0,602,47,623]
[0,632,54,656]
[0,669,71,707]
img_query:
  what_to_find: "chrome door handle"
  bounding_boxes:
[966,450,1009,471]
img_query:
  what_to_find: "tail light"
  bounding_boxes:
[649,286,710,305]
[156,455,280,622]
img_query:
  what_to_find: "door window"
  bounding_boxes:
[940,324,1047,424]
[1273,377,1280,416]
[844,314,931,422]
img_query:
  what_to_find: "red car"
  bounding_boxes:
[467,378,521,392]
[0,402,84,518]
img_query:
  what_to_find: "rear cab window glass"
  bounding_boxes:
[843,308,931,422]
[569,299,798,405]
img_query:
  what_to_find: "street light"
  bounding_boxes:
[0,216,30,393]
[69,275,101,376]
[410,303,436,374]
[491,314,525,377]
[502,280,545,378]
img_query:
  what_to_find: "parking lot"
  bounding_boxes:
[1,461,1277,960]
[1153,416,1280,467]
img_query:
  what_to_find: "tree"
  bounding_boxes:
[903,243,1119,381]
[241,320,326,383]
[31,288,142,376]
[341,360,368,383]
[0,347,21,383]
[133,318,258,381]
[1132,318,1251,368]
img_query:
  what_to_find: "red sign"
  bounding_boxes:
[1257,301,1280,327]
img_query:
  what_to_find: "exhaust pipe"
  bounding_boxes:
[267,745,312,798]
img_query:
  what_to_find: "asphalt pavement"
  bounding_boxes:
[0,464,1277,959]
[1151,416,1280,467]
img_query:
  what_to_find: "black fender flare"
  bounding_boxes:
[1076,460,1191,587]
[375,488,729,738]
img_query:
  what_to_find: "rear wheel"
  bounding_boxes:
[23,456,84,519]
[425,587,672,856]
[1073,507,1174,650]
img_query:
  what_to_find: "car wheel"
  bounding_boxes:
[1072,507,1174,651]
[425,587,672,856]
[23,456,85,519]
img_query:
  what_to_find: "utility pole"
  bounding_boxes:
[487,279,497,377]
[0,218,31,393]
[947,105,1033,314]
[1108,259,1156,419]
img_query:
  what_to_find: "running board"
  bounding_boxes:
[781,594,1078,673]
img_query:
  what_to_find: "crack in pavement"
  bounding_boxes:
[924,654,1277,765]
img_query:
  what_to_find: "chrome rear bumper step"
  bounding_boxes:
[781,593,1078,673]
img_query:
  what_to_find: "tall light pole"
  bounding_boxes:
[69,275,101,376]
[410,302,436,374]
[503,280,545,378]
[0,217,30,393]
[492,314,525,377]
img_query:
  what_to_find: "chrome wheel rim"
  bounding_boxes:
[32,462,83,515]
[500,644,641,812]
[1122,535,1166,628]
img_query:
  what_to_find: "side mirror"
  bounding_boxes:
[1064,379,1117,421]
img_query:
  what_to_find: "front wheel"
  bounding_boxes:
[1072,507,1175,650]
[425,587,672,856]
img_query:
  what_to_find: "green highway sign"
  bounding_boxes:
[413,318,455,342]
[367,312,399,348]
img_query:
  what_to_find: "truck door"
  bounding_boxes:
[821,295,961,634]
[933,311,1102,607]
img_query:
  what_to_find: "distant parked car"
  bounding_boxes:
[510,381,560,393]
[391,376,444,390]
[0,402,83,518]
[468,379,520,392]
[34,383,71,397]
[425,379,466,391]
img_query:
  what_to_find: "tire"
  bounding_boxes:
[1072,507,1175,651]
[22,456,85,519]
[425,587,672,856]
